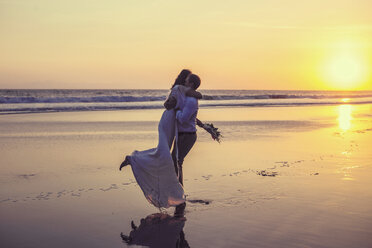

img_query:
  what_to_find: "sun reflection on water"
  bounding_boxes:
[338,104,353,131]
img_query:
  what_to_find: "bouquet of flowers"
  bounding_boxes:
[197,119,222,143]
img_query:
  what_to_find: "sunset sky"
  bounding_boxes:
[1,0,371,90]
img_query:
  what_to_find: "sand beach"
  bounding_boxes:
[0,104,372,247]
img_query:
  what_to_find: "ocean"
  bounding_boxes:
[1,89,372,114]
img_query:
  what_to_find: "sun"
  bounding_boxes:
[322,52,369,90]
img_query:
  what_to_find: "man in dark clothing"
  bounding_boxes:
[164,74,201,217]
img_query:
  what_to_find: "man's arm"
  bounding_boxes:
[176,98,198,124]
[185,88,202,99]
[196,118,203,127]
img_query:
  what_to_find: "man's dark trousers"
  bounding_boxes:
[171,132,197,185]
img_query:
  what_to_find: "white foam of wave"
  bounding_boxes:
[1,97,372,114]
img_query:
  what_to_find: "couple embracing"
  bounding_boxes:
[119,69,202,217]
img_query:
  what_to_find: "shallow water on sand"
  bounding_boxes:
[1,105,372,247]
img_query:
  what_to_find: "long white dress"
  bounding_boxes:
[128,85,187,208]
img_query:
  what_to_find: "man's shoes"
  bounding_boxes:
[174,202,186,218]
[119,156,130,171]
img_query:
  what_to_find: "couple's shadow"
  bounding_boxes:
[121,213,190,248]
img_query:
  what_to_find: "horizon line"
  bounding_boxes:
[1,88,372,92]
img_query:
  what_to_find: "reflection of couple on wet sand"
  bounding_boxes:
[119,69,215,217]
[120,213,190,248]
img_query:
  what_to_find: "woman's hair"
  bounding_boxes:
[171,69,191,89]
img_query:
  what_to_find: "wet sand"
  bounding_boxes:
[1,105,372,247]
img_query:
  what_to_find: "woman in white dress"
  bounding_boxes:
[119,70,202,208]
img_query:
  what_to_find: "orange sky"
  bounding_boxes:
[1,0,371,90]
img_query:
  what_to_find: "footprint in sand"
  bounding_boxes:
[276,161,289,167]
[17,173,37,179]
[201,175,213,180]
[187,199,211,205]
[256,170,278,177]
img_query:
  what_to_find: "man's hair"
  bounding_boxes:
[188,74,201,89]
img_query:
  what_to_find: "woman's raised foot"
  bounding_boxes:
[119,156,130,171]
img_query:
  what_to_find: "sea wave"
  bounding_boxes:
[1,89,372,114]
[0,96,166,104]
[202,93,372,100]
[1,98,372,115]
[1,93,372,104]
